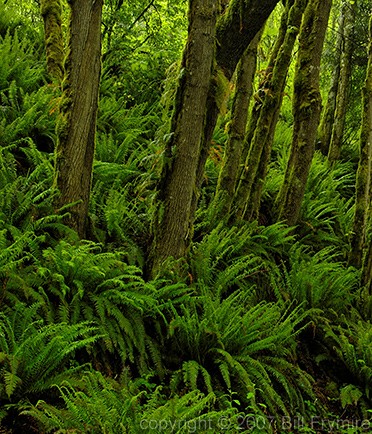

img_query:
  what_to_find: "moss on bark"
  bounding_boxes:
[327,1,356,163]
[212,29,262,221]
[276,0,332,226]
[55,0,103,238]
[350,14,372,271]
[149,0,217,277]
[40,0,65,82]
[233,0,306,222]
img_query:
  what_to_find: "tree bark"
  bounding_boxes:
[149,0,217,276]
[55,0,103,238]
[216,0,281,80]
[362,240,372,292]
[236,1,291,193]
[328,0,356,163]
[276,0,332,226]
[190,0,281,224]
[212,30,262,221]
[233,0,307,222]
[149,0,280,275]
[317,5,344,156]
[40,0,65,82]
[350,13,372,271]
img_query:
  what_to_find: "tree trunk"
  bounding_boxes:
[235,2,291,195]
[317,5,344,156]
[55,0,103,239]
[190,0,280,225]
[276,0,332,226]
[40,0,65,82]
[212,30,262,220]
[216,0,281,80]
[350,13,372,271]
[233,0,307,222]
[149,0,217,277]
[362,240,372,292]
[328,0,356,163]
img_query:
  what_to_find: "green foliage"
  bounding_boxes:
[0,30,44,94]
[92,101,162,257]
[22,370,238,433]
[0,30,55,151]
[101,0,187,106]
[190,221,295,299]
[298,153,355,254]
[271,245,359,311]
[340,384,363,409]
[12,240,159,372]
[324,318,372,404]
[0,0,370,431]
[164,288,314,417]
[0,304,100,403]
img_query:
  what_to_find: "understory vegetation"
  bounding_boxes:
[0,1,372,433]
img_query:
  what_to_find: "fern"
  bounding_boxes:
[190,222,295,300]
[6,240,163,374]
[0,304,101,402]
[270,244,359,311]
[22,370,238,434]
[322,317,372,408]
[162,286,315,416]
[340,384,363,409]
[297,153,355,255]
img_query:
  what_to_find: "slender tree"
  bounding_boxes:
[233,0,307,222]
[328,0,356,163]
[216,0,280,80]
[55,0,103,238]
[350,12,372,271]
[276,0,332,226]
[317,3,345,156]
[237,1,292,193]
[190,0,280,230]
[40,0,65,82]
[212,29,262,220]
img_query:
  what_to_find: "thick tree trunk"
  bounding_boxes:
[212,30,262,220]
[350,14,372,271]
[233,0,306,222]
[328,0,356,163]
[40,0,65,82]
[276,0,332,226]
[55,0,103,238]
[149,0,217,276]
[317,5,344,156]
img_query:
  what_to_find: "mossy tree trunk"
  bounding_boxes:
[328,0,356,163]
[216,0,280,80]
[40,0,65,82]
[350,13,372,271]
[149,0,217,277]
[317,4,344,156]
[236,1,292,192]
[190,0,280,221]
[233,0,307,222]
[55,0,103,238]
[276,0,332,226]
[362,241,372,292]
[212,30,262,220]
